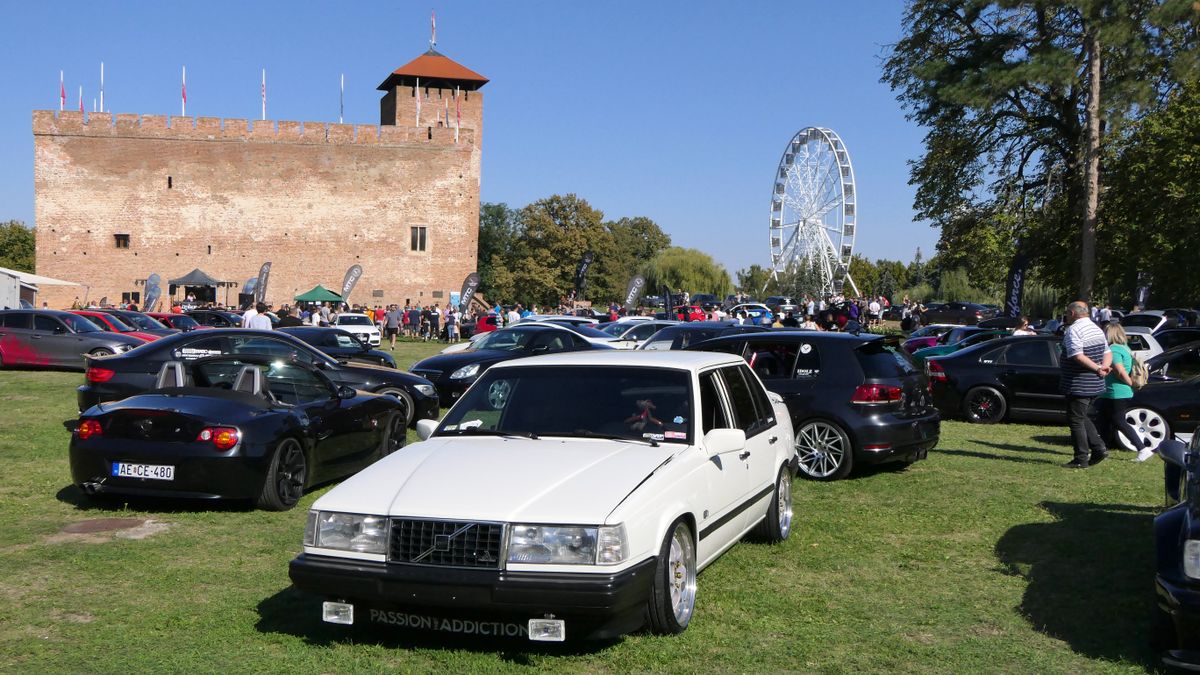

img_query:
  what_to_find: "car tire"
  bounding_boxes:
[753,464,793,543]
[375,388,414,428]
[794,420,853,481]
[257,438,307,511]
[963,386,1006,424]
[1123,406,1170,452]
[381,413,406,456]
[645,519,697,635]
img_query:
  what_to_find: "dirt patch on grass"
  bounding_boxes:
[46,518,171,544]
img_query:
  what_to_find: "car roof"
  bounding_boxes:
[0,308,79,318]
[697,329,881,344]
[490,349,746,371]
[337,313,371,318]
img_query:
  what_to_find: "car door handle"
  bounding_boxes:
[30,335,42,340]
[739,451,751,460]
[769,435,779,444]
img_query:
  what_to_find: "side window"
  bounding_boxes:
[1163,350,1200,380]
[33,315,63,333]
[745,341,799,380]
[176,336,229,360]
[630,324,659,341]
[699,371,730,434]
[529,332,568,352]
[794,340,821,379]
[1001,341,1054,367]
[741,364,777,427]
[265,363,332,406]
[333,333,359,349]
[720,366,761,434]
[699,340,746,357]
[1126,335,1148,351]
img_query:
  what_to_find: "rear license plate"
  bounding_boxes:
[111,462,175,481]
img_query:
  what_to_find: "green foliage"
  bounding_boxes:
[898,282,936,304]
[0,220,34,272]
[735,264,772,296]
[644,247,732,297]
[1023,281,1069,320]
[937,268,996,304]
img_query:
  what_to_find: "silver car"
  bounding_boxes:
[0,309,143,370]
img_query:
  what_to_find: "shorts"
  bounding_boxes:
[386,326,398,338]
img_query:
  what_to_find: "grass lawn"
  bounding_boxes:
[0,343,1169,673]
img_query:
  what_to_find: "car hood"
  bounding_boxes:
[412,350,519,371]
[313,437,680,523]
[335,361,429,385]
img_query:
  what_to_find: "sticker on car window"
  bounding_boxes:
[673,416,685,424]
[800,343,812,354]
[460,420,483,429]
[643,433,666,441]
[665,431,686,440]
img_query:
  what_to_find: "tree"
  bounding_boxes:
[0,220,34,272]
[478,203,521,301]
[735,265,773,296]
[645,248,732,298]
[604,215,672,295]
[882,0,1197,299]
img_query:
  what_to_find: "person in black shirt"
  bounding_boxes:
[276,306,304,328]
[781,312,799,328]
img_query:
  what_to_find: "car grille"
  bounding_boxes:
[411,369,441,381]
[389,518,504,569]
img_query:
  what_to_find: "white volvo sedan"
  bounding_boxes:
[288,351,797,641]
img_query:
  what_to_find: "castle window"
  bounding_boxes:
[167,176,173,189]
[114,234,130,248]
[410,226,427,252]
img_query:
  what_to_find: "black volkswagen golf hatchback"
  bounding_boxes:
[687,331,939,480]
[77,329,437,427]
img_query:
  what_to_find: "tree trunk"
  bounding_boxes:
[1081,28,1102,301]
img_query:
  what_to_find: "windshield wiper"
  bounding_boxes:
[441,427,539,440]
[570,429,659,447]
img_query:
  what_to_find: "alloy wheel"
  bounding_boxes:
[795,421,848,479]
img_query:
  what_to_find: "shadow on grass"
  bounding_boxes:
[255,586,618,660]
[973,440,1063,456]
[54,484,253,514]
[1032,434,1073,447]
[937,448,1059,465]
[995,501,1160,668]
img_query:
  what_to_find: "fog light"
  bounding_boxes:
[322,601,354,625]
[528,618,565,642]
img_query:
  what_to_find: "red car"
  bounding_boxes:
[69,310,161,342]
[147,312,208,332]
[474,314,501,334]
[673,305,707,322]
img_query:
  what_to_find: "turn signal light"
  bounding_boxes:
[851,384,903,404]
[927,361,948,382]
[77,419,103,440]
[197,426,240,451]
[86,367,115,383]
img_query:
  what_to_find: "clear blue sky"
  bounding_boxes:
[0,1,936,276]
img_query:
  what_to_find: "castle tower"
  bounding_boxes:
[378,48,487,137]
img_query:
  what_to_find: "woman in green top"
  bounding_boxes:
[1097,323,1151,460]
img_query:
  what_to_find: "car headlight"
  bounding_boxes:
[1185,540,1200,580]
[115,344,133,353]
[413,384,435,397]
[450,363,480,380]
[305,511,387,555]
[507,524,627,565]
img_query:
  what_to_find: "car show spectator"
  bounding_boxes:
[1059,301,1111,469]
[1097,323,1152,461]
[245,303,273,330]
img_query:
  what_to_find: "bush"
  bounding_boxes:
[1022,282,1066,321]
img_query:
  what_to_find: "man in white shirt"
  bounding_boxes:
[242,303,259,327]
[246,303,273,330]
[506,306,520,326]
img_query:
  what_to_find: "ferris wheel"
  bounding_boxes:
[769,127,860,297]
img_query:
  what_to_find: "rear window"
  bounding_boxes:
[1121,315,1160,329]
[855,340,919,379]
[1126,334,1150,351]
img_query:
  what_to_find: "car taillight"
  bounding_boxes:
[851,384,903,404]
[197,427,240,451]
[927,361,948,382]
[77,419,103,440]
[86,367,115,383]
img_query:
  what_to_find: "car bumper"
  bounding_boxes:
[69,441,269,500]
[1157,573,1200,651]
[288,553,657,640]
[852,411,940,464]
[413,393,441,423]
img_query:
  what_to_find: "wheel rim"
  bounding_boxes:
[1125,408,1168,450]
[275,440,306,505]
[668,525,697,626]
[91,349,112,357]
[776,471,793,537]
[378,388,412,425]
[386,416,405,454]
[487,380,511,409]
[967,390,1001,422]
[795,422,847,478]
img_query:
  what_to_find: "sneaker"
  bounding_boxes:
[1135,447,1155,462]
[1063,460,1089,469]
[1089,451,1108,467]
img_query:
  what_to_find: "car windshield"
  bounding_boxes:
[90,313,134,331]
[473,329,539,351]
[338,315,373,326]
[910,325,951,338]
[438,366,693,444]
[598,322,627,337]
[61,314,102,333]
[121,313,167,330]
[1122,315,1161,329]
[167,315,200,330]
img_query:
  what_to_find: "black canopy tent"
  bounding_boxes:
[167,269,238,305]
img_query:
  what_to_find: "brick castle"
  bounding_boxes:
[33,48,487,310]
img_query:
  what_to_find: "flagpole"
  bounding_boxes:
[339,73,344,124]
[181,66,187,116]
[99,62,104,113]
[59,70,65,111]
[261,69,266,121]
[415,77,421,126]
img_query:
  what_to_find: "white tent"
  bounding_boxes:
[0,265,79,309]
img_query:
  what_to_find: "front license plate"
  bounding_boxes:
[111,462,175,481]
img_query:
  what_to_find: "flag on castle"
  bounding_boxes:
[431,10,437,48]
[261,69,266,121]
[78,86,83,114]
[181,66,187,116]
[454,86,460,143]
[59,71,65,111]
[415,77,421,125]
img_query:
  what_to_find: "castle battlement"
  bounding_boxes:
[32,110,475,147]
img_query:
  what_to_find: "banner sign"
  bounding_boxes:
[1003,242,1028,318]
[623,275,646,311]
[574,251,595,295]
[459,272,480,311]
[341,264,363,302]
[143,273,162,312]
[1135,271,1151,308]
[254,262,271,304]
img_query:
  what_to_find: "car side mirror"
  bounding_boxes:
[336,385,356,400]
[703,428,746,457]
[1159,439,1188,469]
[415,418,438,441]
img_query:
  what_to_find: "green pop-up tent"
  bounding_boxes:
[293,285,342,302]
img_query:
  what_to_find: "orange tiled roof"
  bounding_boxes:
[377,49,488,90]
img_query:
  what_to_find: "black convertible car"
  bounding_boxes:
[278,327,397,368]
[1152,437,1200,668]
[77,329,437,427]
[69,356,407,510]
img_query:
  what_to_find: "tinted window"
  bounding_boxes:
[1157,332,1200,350]
[1160,349,1200,380]
[856,341,919,378]
[1121,315,1161,329]
[794,340,822,379]
[34,315,63,332]
[229,336,318,365]
[337,315,373,326]
[0,313,30,329]
[628,323,661,341]
[332,333,361,349]
[699,371,730,434]
[265,363,332,405]
[60,314,101,333]
[742,365,776,426]
[746,341,799,380]
[1126,335,1150,351]
[97,314,134,331]
[177,336,229,359]
[720,366,761,433]
[165,315,199,330]
[1002,341,1054,367]
[528,331,570,352]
